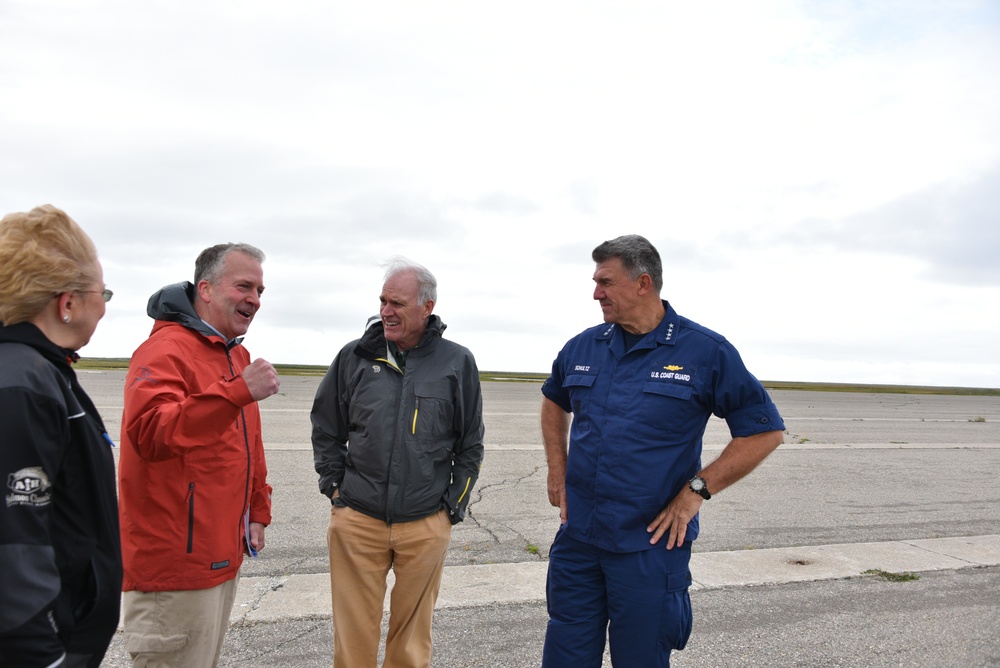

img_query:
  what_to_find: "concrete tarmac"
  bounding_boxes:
[80,370,1000,667]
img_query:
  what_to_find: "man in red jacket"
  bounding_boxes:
[119,243,280,667]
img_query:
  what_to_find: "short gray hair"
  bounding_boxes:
[382,256,437,304]
[194,243,265,285]
[592,234,663,292]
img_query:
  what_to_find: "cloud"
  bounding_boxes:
[787,164,1000,285]
[469,192,540,217]
[2,0,1000,386]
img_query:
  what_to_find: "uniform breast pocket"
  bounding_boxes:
[413,381,455,439]
[639,381,697,441]
[642,381,693,401]
[563,373,597,434]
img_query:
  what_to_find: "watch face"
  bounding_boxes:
[690,477,705,491]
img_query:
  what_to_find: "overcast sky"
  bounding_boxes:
[2,1,998,388]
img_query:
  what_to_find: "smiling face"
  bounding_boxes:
[195,251,264,340]
[380,269,433,351]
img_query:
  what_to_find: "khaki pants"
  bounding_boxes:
[327,505,452,668]
[122,576,239,668]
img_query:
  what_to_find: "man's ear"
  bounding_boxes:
[637,273,654,296]
[423,299,435,317]
[196,280,213,303]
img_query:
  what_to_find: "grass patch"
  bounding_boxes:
[75,357,130,370]
[525,543,541,556]
[863,568,920,582]
[763,380,999,396]
[481,371,548,383]
[273,364,328,377]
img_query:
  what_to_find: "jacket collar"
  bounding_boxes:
[0,320,108,433]
[355,314,447,362]
[0,321,79,368]
[594,300,679,348]
[146,282,244,349]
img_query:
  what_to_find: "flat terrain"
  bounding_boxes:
[80,371,1000,667]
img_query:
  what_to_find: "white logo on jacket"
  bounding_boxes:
[6,467,52,508]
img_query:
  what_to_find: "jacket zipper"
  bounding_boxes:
[186,482,195,554]
[457,476,472,504]
[381,359,403,524]
[227,348,252,550]
[412,397,419,435]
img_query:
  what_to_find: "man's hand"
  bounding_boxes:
[646,430,784,549]
[541,398,571,524]
[547,476,568,524]
[249,521,266,551]
[242,358,280,401]
[647,489,702,550]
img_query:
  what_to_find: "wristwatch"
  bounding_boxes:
[688,475,711,500]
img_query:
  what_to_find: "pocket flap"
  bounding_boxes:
[643,382,693,400]
[414,381,451,399]
[563,374,597,389]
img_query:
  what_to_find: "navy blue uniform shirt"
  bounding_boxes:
[542,301,784,552]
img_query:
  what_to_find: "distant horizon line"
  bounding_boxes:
[74,357,999,396]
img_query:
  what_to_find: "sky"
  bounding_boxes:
[2,0,999,388]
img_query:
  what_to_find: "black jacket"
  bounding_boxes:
[311,315,485,525]
[0,322,122,667]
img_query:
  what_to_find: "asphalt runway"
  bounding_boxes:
[79,370,1000,667]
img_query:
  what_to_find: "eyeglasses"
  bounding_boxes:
[77,288,114,302]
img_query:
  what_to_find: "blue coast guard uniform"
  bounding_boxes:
[541,301,784,667]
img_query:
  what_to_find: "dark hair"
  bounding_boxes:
[591,234,662,291]
[194,243,265,285]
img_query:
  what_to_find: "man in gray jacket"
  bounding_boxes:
[311,257,485,667]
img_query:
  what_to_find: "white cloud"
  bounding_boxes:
[2,0,999,386]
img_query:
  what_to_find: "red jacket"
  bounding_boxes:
[119,283,271,592]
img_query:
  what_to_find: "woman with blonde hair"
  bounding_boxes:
[0,205,122,668]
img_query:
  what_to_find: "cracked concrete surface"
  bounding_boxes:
[79,373,1000,666]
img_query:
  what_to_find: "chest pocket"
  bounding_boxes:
[563,372,597,433]
[642,381,693,401]
[638,380,699,444]
[563,373,597,408]
[413,381,455,440]
[563,374,597,390]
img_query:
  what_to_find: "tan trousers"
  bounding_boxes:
[122,575,239,668]
[327,505,452,668]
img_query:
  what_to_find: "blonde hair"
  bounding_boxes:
[0,205,99,325]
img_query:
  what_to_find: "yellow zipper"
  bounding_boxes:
[457,476,472,504]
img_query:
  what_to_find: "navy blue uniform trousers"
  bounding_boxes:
[542,528,693,667]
